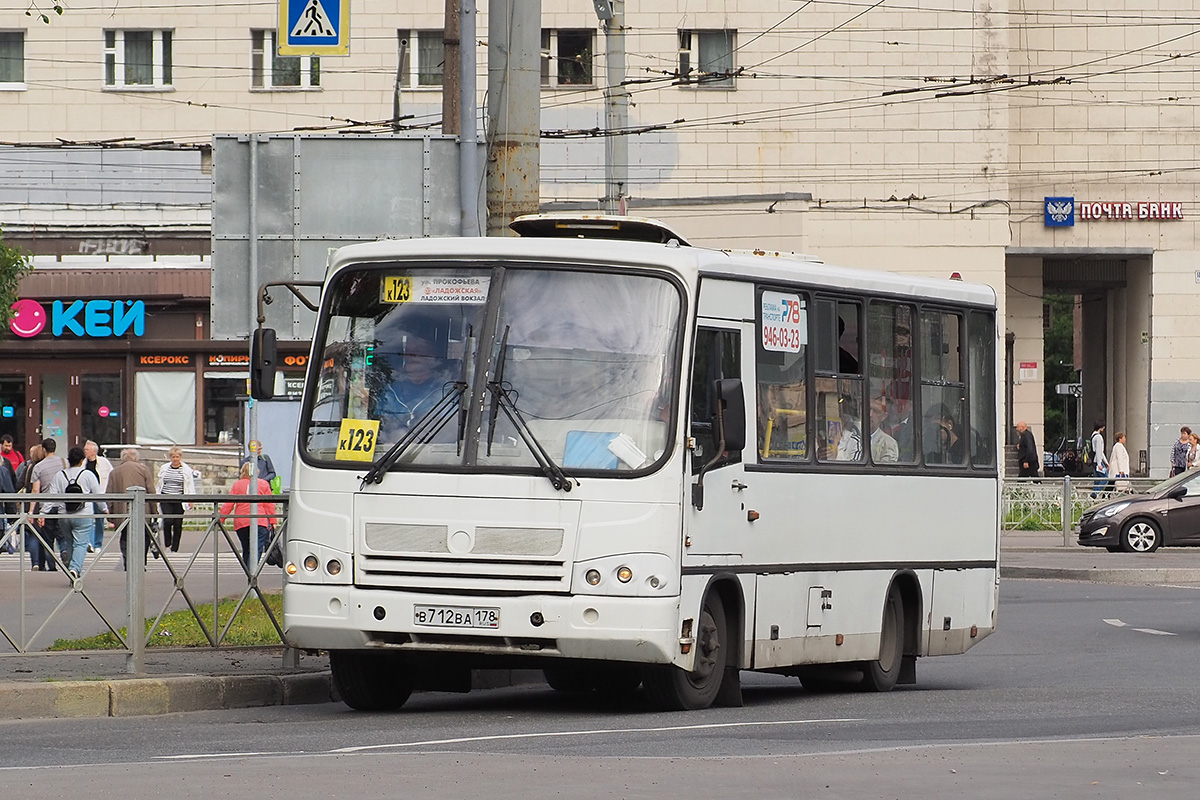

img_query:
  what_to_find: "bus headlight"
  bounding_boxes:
[327,559,343,576]
[303,555,320,572]
[574,553,674,596]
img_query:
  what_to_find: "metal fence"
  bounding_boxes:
[1002,475,1161,540]
[0,489,290,673]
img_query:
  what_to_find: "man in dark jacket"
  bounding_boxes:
[1016,421,1039,477]
[106,449,160,570]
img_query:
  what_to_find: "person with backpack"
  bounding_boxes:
[37,446,108,579]
[30,438,67,570]
[1090,421,1111,498]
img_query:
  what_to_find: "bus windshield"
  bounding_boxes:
[303,264,681,476]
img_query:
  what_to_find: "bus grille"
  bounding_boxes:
[356,522,570,593]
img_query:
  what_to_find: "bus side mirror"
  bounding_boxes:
[715,378,746,453]
[250,327,278,400]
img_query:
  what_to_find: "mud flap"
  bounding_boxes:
[898,654,917,685]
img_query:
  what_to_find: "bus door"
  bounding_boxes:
[685,322,754,556]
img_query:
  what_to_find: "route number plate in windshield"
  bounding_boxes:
[413,605,500,629]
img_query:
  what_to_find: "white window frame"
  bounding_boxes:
[541,28,595,88]
[104,29,173,90]
[0,30,25,90]
[251,29,319,90]
[678,29,736,89]
[396,29,444,88]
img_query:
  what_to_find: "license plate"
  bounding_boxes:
[413,605,500,629]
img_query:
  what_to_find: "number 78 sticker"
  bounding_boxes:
[336,418,380,462]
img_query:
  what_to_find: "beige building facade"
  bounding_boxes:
[2,0,1197,473]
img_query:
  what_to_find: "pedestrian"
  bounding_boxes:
[1169,426,1191,477]
[0,434,21,484]
[156,446,196,553]
[30,438,67,570]
[1015,421,1039,477]
[239,440,279,492]
[83,440,113,552]
[1089,421,1111,496]
[0,450,14,554]
[1110,432,1132,493]
[16,444,49,571]
[1190,433,1200,470]
[219,461,277,570]
[106,448,160,570]
[37,446,108,579]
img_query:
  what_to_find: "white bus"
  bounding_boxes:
[257,219,999,711]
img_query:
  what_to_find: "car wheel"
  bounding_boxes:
[1120,518,1161,553]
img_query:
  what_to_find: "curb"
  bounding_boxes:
[1002,566,1200,584]
[1,671,332,720]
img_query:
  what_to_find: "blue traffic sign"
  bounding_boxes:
[278,0,349,56]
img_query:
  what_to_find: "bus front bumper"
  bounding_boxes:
[282,583,685,666]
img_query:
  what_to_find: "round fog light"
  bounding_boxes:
[585,569,602,585]
[617,566,633,583]
[303,555,319,572]
[326,559,342,576]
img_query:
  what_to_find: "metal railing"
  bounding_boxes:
[1001,475,1161,544]
[0,489,290,673]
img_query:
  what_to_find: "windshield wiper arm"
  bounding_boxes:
[486,381,577,492]
[486,325,510,455]
[360,381,466,486]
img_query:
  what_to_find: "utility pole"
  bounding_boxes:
[442,0,461,135]
[486,0,542,235]
[602,0,627,214]
[459,0,480,235]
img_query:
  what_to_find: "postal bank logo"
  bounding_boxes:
[1044,197,1075,227]
[9,298,146,339]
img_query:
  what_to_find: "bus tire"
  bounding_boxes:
[860,584,904,692]
[641,594,728,711]
[330,650,415,711]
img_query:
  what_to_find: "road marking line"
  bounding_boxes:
[1103,618,1126,627]
[1132,628,1177,636]
[326,718,865,754]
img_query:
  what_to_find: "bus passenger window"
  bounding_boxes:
[866,302,916,464]
[757,288,808,461]
[815,378,864,463]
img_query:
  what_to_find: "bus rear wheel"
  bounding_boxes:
[330,650,415,711]
[860,584,904,692]
[642,594,727,711]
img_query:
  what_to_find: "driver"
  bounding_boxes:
[376,334,455,439]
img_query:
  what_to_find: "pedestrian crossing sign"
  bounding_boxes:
[278,0,349,56]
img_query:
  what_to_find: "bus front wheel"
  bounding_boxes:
[642,594,728,711]
[859,584,904,692]
[330,650,415,711]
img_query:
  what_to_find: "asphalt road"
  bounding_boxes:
[2,578,1198,798]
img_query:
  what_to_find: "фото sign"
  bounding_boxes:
[9,299,146,339]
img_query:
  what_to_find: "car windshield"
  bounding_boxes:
[302,263,682,477]
[1145,469,1200,496]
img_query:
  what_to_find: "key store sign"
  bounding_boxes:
[9,298,146,339]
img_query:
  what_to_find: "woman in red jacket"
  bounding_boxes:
[219,462,277,570]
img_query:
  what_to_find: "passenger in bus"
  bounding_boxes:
[869,396,899,464]
[886,395,915,462]
[376,334,456,439]
[833,394,863,461]
[925,403,965,464]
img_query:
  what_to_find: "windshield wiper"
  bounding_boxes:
[486,379,577,492]
[360,381,466,486]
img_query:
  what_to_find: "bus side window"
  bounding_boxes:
[690,328,742,474]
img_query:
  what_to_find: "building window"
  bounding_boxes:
[251,30,319,89]
[396,30,444,87]
[104,29,173,88]
[541,29,594,87]
[0,31,24,87]
[135,371,196,445]
[204,377,245,444]
[678,29,735,88]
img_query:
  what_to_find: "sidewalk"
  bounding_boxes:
[1001,529,1200,585]
[4,532,1198,722]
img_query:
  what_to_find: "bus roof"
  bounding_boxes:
[327,235,997,309]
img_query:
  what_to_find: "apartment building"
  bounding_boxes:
[1,0,1197,473]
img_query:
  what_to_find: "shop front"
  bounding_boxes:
[0,267,306,457]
